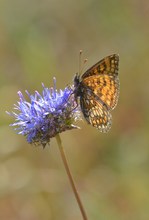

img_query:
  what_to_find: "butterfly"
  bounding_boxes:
[73,54,120,132]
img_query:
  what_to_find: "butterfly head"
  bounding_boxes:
[73,73,81,98]
[74,73,80,86]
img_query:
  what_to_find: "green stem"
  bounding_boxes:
[55,134,88,220]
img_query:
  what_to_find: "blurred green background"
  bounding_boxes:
[1,0,149,219]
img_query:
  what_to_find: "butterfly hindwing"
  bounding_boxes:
[79,88,112,132]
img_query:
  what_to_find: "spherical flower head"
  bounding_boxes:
[7,78,81,147]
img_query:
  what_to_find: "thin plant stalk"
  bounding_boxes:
[55,134,88,220]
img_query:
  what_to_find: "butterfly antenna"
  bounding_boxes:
[78,50,88,76]
[81,58,88,74]
[79,50,83,76]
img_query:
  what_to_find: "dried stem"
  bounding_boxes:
[55,134,88,220]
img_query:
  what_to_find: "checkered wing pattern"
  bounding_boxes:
[82,54,119,110]
[82,74,119,110]
[82,54,119,78]
[80,89,112,132]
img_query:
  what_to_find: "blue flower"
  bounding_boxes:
[7,78,81,147]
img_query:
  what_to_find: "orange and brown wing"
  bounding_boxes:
[81,54,119,110]
[82,74,119,110]
[80,88,112,132]
[81,54,119,79]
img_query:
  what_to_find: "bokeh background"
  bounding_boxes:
[1,0,149,219]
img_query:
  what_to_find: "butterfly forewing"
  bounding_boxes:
[82,54,119,79]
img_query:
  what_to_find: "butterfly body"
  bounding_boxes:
[73,54,120,132]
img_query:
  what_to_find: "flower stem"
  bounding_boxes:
[55,134,88,220]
